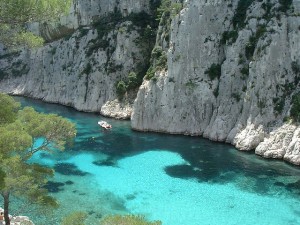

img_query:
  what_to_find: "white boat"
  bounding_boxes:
[98,120,112,129]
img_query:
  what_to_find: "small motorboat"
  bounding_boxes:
[98,120,112,129]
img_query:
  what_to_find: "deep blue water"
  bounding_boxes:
[4,97,300,225]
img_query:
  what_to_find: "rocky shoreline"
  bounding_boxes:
[0,208,34,225]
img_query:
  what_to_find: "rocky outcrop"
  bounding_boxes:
[131,0,300,165]
[0,208,34,225]
[255,123,300,165]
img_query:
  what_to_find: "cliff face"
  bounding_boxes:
[0,0,155,118]
[1,0,300,165]
[131,0,300,165]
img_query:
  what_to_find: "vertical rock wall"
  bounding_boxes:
[132,0,300,165]
[0,0,155,118]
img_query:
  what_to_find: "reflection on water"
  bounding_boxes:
[2,96,300,225]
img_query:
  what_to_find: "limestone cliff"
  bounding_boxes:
[2,0,300,165]
[131,0,300,165]
[0,0,156,119]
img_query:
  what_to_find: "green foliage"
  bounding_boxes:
[81,63,92,75]
[100,214,162,225]
[221,30,238,45]
[278,0,293,13]
[0,93,20,125]
[245,25,267,60]
[232,0,255,29]
[240,65,249,79]
[61,211,87,225]
[292,61,300,74]
[156,0,182,20]
[0,94,76,224]
[245,36,256,60]
[116,80,127,98]
[145,66,156,80]
[205,63,222,80]
[115,71,140,98]
[87,39,110,57]
[78,27,89,38]
[0,0,72,49]
[291,93,300,122]
[152,46,163,59]
[231,92,241,102]
[127,72,138,89]
[0,0,71,24]
[155,51,167,70]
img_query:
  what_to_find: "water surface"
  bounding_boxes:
[3,97,300,225]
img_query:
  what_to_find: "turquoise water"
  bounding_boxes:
[3,97,300,225]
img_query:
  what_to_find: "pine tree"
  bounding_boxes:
[0,0,72,48]
[0,94,76,225]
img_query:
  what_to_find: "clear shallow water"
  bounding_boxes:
[3,97,300,225]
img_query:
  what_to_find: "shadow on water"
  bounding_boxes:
[54,163,90,176]
[16,96,300,197]
[43,181,65,193]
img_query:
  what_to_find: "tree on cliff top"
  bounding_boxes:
[0,93,76,225]
[0,0,72,48]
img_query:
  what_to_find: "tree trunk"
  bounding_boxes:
[2,192,10,225]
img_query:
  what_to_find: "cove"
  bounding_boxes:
[3,96,300,225]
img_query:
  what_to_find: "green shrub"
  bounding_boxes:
[79,27,89,38]
[81,63,92,75]
[157,0,182,20]
[278,0,293,13]
[116,80,127,98]
[100,214,162,225]
[245,36,256,60]
[156,51,167,70]
[232,0,255,29]
[231,92,241,102]
[145,66,155,80]
[151,46,163,60]
[240,65,249,79]
[291,93,300,122]
[221,30,238,45]
[205,63,222,80]
[86,39,110,57]
[127,71,138,89]
[245,25,267,60]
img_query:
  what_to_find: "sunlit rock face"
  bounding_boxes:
[131,0,300,165]
[0,0,153,118]
[2,0,300,165]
